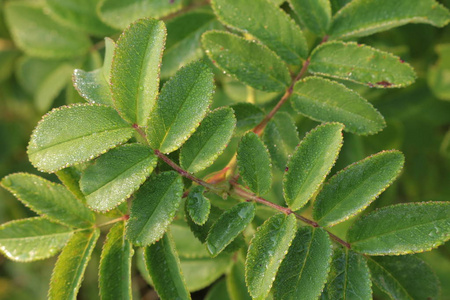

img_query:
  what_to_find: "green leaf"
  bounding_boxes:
[180,107,236,173]
[48,229,100,300]
[347,202,450,255]
[126,171,183,246]
[428,44,450,101]
[263,112,300,171]
[1,173,95,228]
[0,49,19,83]
[0,217,73,262]
[144,232,191,300]
[171,219,210,258]
[207,202,256,256]
[73,38,115,106]
[202,31,291,92]
[99,222,134,300]
[4,2,91,59]
[273,227,332,300]
[309,41,416,88]
[111,18,166,126]
[98,0,183,30]
[289,0,331,35]
[147,60,214,153]
[283,123,344,211]
[56,165,86,201]
[162,11,222,79]
[291,77,386,135]
[27,104,134,173]
[313,150,405,227]
[186,205,223,243]
[232,103,265,136]
[211,0,308,64]
[227,259,252,300]
[246,213,297,300]
[367,255,440,300]
[186,186,211,226]
[330,0,450,39]
[206,279,232,300]
[80,143,157,212]
[237,132,272,195]
[322,247,372,300]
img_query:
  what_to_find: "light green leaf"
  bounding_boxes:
[314,150,404,227]
[1,173,95,228]
[347,202,450,255]
[428,44,450,101]
[237,132,272,195]
[80,143,157,212]
[48,229,100,300]
[291,77,386,135]
[162,11,222,79]
[367,255,439,300]
[283,123,344,211]
[99,222,134,300]
[227,259,252,300]
[289,0,331,35]
[206,279,232,300]
[126,171,183,246]
[273,227,332,300]
[202,31,291,92]
[330,0,450,39]
[246,213,297,300]
[0,217,73,262]
[309,41,416,88]
[4,2,91,59]
[111,18,166,126]
[27,104,134,173]
[232,103,265,136]
[147,60,214,153]
[73,38,115,106]
[207,202,255,257]
[180,107,236,173]
[212,0,308,64]
[56,165,87,201]
[186,186,211,226]
[171,219,210,258]
[144,232,191,300]
[322,247,372,300]
[98,0,183,30]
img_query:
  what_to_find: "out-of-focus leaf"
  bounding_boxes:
[227,259,252,300]
[185,186,211,226]
[231,103,265,136]
[289,0,331,35]
[0,49,19,82]
[428,44,450,101]
[205,279,232,300]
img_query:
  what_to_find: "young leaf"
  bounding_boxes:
[206,202,256,257]
[309,41,416,88]
[232,103,265,136]
[289,0,332,35]
[291,77,386,135]
[0,217,73,262]
[246,213,297,300]
[237,132,272,195]
[28,104,134,173]
[99,222,134,300]
[283,123,344,211]
[313,150,405,227]
[227,259,252,300]
[211,0,308,64]
[144,232,191,300]
[186,186,211,226]
[347,202,450,255]
[1,173,95,228]
[180,107,236,173]
[147,60,214,153]
[126,171,183,246]
[273,227,332,300]
[202,31,291,92]
[367,255,440,300]
[322,247,372,300]
[4,2,91,59]
[110,18,166,126]
[48,229,100,300]
[80,143,157,212]
[330,0,450,39]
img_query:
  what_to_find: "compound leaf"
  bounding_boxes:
[347,202,450,255]
[147,61,214,153]
[0,217,73,262]
[314,150,404,227]
[289,0,331,35]
[284,123,344,211]
[309,41,416,88]
[291,77,386,135]
[111,18,166,126]
[186,186,211,226]
[27,104,134,173]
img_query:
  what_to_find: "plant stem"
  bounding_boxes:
[96,215,129,228]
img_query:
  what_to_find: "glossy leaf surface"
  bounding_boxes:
[186,186,211,226]
[289,0,331,35]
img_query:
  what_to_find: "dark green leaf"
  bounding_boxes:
[428,43,450,101]
[289,0,331,35]
[186,205,223,243]
[227,259,252,300]
[186,186,211,226]
[231,103,265,136]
